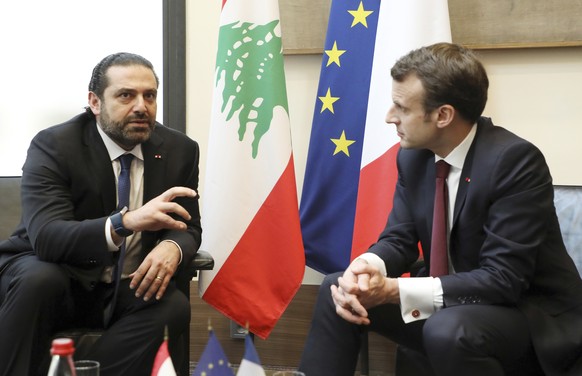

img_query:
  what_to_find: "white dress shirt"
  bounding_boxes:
[96,123,144,282]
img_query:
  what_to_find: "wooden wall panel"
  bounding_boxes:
[279,0,582,54]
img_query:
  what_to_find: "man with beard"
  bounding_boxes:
[0,53,202,375]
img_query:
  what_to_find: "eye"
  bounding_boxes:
[393,103,405,112]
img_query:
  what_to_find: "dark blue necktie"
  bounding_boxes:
[114,154,133,280]
[117,154,133,210]
[105,153,133,326]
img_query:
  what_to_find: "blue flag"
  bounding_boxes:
[300,0,382,274]
[192,330,234,376]
[300,0,451,274]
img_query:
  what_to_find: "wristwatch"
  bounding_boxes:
[110,206,134,237]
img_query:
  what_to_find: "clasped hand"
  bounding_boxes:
[331,258,399,325]
[119,186,197,301]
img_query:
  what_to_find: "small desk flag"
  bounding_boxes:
[192,330,234,376]
[235,334,266,376]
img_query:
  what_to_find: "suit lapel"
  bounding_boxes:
[452,120,488,226]
[142,127,166,202]
[425,158,437,237]
[82,119,117,214]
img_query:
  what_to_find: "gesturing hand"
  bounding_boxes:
[122,186,197,233]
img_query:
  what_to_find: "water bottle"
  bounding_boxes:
[47,338,77,376]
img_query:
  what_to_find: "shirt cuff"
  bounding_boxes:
[398,277,444,323]
[356,253,387,277]
[161,239,183,264]
[105,217,121,252]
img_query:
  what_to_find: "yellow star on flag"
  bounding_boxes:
[319,88,340,114]
[331,130,356,156]
[348,1,374,28]
[325,41,346,67]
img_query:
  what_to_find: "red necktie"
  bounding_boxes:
[430,160,451,277]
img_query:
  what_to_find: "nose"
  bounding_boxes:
[385,105,399,125]
[133,95,147,113]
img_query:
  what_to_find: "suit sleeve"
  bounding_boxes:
[367,149,425,277]
[157,138,202,272]
[21,129,111,267]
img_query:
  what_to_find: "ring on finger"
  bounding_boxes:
[155,275,163,281]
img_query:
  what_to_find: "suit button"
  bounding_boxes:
[411,309,420,318]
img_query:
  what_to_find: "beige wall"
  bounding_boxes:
[187,2,582,283]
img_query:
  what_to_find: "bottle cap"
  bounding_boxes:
[50,338,75,356]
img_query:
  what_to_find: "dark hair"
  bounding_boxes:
[391,43,488,123]
[88,52,159,99]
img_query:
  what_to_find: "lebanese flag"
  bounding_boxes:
[198,0,305,339]
[150,337,176,376]
[300,0,452,274]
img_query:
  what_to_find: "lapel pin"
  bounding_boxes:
[154,154,162,159]
[465,177,471,183]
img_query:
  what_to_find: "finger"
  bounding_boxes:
[155,274,170,300]
[129,261,151,290]
[348,298,369,318]
[331,285,347,307]
[162,202,192,222]
[335,302,370,325]
[141,271,163,301]
[357,272,371,292]
[338,275,359,295]
[134,267,159,299]
[160,187,197,202]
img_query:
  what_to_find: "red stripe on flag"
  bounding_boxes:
[202,156,304,339]
[351,144,399,260]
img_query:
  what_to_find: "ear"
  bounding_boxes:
[87,92,101,116]
[435,104,455,129]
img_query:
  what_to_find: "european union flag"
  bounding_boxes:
[192,330,234,376]
[300,0,382,274]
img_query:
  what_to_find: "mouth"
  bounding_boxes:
[126,118,151,128]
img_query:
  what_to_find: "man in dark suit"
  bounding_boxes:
[0,53,201,375]
[299,43,582,376]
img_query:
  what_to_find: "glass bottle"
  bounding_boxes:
[47,338,77,376]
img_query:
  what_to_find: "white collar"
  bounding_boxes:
[435,123,477,170]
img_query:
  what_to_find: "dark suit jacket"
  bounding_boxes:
[0,112,202,291]
[369,117,582,375]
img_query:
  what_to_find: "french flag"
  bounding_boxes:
[300,0,451,274]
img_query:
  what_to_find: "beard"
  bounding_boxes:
[99,109,156,150]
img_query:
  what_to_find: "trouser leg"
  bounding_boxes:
[298,272,363,376]
[0,253,72,376]
[422,305,543,376]
[85,279,190,376]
